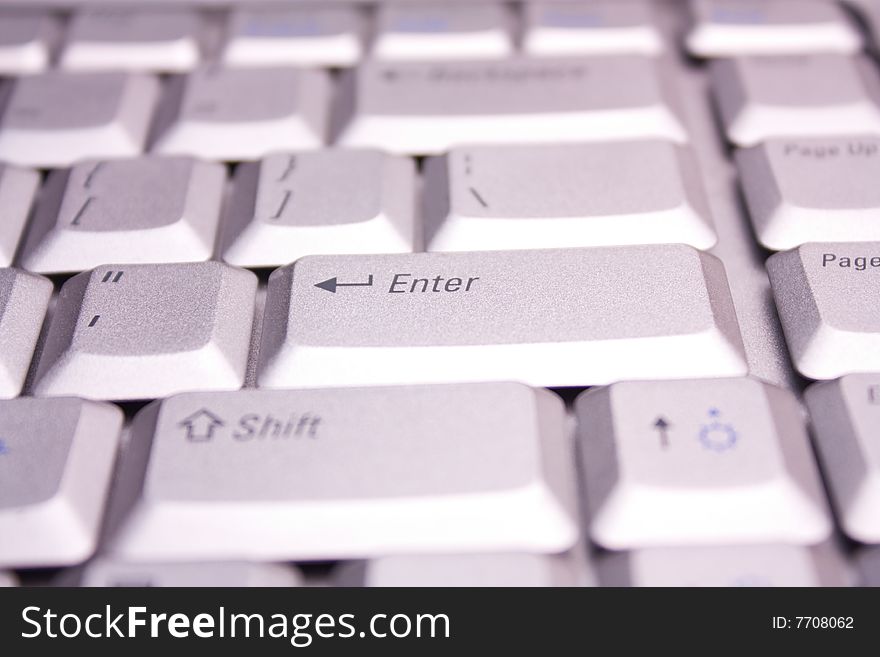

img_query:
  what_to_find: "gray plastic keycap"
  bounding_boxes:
[0,10,56,74]
[80,560,303,587]
[0,397,122,567]
[257,246,747,389]
[423,142,716,251]
[576,377,832,548]
[0,164,40,267]
[0,268,52,399]
[103,384,579,561]
[21,156,226,274]
[598,544,849,586]
[737,137,880,250]
[767,242,880,379]
[151,67,329,161]
[333,56,686,154]
[221,150,417,268]
[0,71,160,167]
[805,374,880,542]
[32,262,257,401]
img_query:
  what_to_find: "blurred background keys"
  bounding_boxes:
[768,242,880,379]
[21,157,225,274]
[222,150,417,268]
[0,10,56,75]
[0,269,52,399]
[0,71,160,167]
[686,0,862,57]
[806,374,880,543]
[576,378,831,548]
[32,262,256,401]
[60,8,203,73]
[423,142,716,252]
[79,560,303,587]
[151,67,329,161]
[0,397,122,568]
[103,384,579,561]
[223,6,363,68]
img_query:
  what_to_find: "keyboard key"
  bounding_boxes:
[767,242,880,379]
[80,560,303,587]
[524,0,664,57]
[0,269,52,399]
[0,164,40,267]
[152,67,329,161]
[103,384,579,560]
[687,0,862,57]
[223,7,363,68]
[257,246,746,389]
[423,142,716,252]
[336,552,591,587]
[0,10,56,75]
[576,378,832,548]
[60,8,203,73]
[21,156,226,274]
[598,544,848,586]
[805,374,880,542]
[710,55,880,147]
[0,571,17,586]
[855,547,880,586]
[737,137,880,250]
[372,4,513,61]
[0,71,160,168]
[32,262,257,401]
[222,150,417,268]
[333,57,687,154]
[0,397,122,567]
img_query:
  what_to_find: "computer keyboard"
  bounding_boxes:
[0,0,879,589]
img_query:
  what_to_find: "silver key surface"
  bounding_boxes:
[0,268,52,399]
[576,378,831,548]
[0,71,160,168]
[0,164,40,267]
[524,0,664,57]
[0,10,56,74]
[711,55,880,147]
[222,150,417,268]
[423,142,716,252]
[333,56,687,154]
[598,544,849,586]
[32,262,257,401]
[223,6,363,68]
[0,397,122,567]
[336,552,591,587]
[80,560,303,587]
[767,242,880,379]
[103,384,579,561]
[372,4,514,61]
[257,246,747,389]
[60,8,203,73]
[151,67,330,161]
[737,138,880,250]
[687,0,862,57]
[21,156,226,274]
[805,374,880,543]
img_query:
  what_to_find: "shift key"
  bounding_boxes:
[257,246,748,388]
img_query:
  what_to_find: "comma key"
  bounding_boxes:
[767,242,880,379]
[257,246,747,389]
[102,384,579,560]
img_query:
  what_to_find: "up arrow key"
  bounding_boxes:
[315,275,374,293]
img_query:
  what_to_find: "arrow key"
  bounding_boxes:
[576,377,831,548]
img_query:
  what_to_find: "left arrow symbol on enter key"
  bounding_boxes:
[314,275,374,293]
